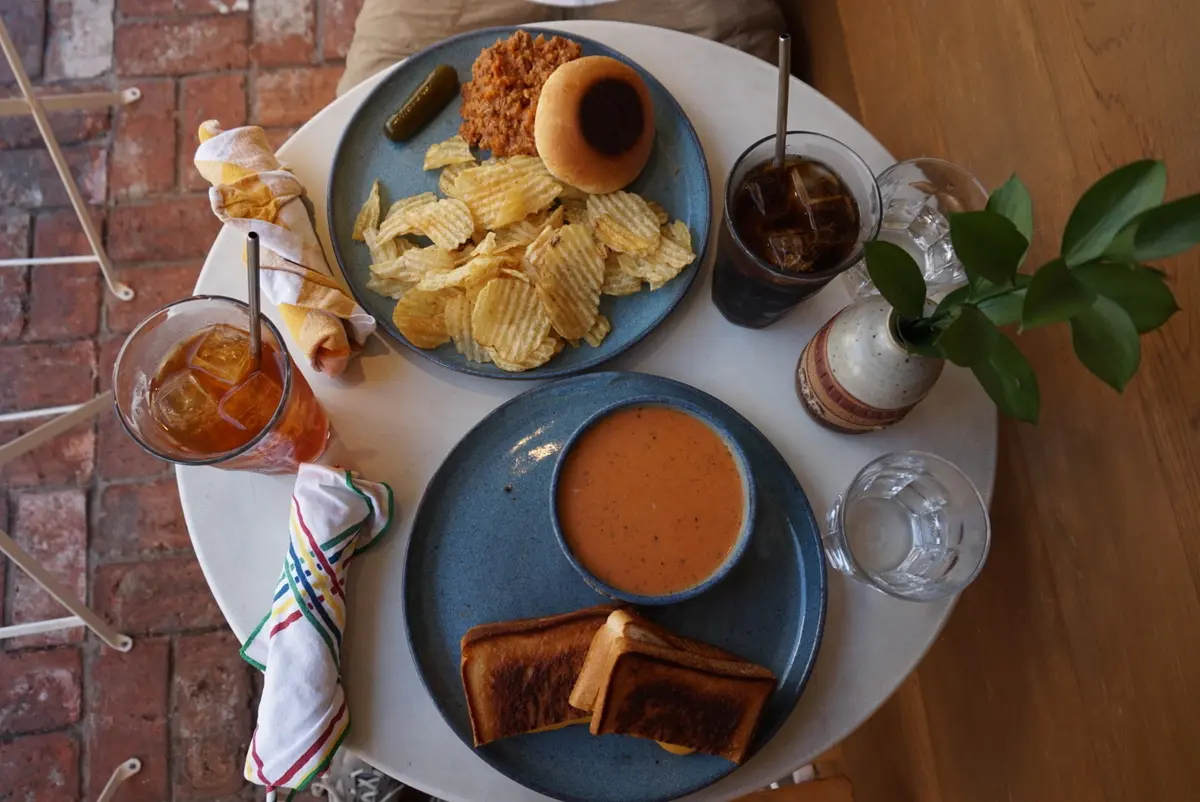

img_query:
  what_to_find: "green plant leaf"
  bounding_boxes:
[1074,262,1180,332]
[933,285,971,318]
[973,274,1031,326]
[936,306,999,367]
[1021,258,1096,329]
[865,240,926,318]
[949,210,1028,285]
[971,334,1040,423]
[986,174,1034,242]
[1062,160,1166,266]
[1132,193,1200,261]
[1070,296,1141,392]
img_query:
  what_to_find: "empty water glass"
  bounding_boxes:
[844,158,989,299]
[823,451,990,601]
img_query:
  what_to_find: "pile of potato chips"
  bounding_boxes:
[353,135,696,372]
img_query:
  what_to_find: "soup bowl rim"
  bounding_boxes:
[548,395,757,606]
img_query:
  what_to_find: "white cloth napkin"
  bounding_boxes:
[240,464,393,797]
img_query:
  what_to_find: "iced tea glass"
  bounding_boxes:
[712,131,882,328]
[112,296,329,474]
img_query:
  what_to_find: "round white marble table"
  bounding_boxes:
[183,20,996,802]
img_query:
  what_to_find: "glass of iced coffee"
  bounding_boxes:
[712,131,882,328]
[112,296,329,474]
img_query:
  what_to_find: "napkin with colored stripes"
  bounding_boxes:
[194,121,376,376]
[240,464,393,798]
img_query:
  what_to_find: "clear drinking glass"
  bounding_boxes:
[712,131,882,328]
[112,295,329,474]
[823,451,990,601]
[844,158,989,299]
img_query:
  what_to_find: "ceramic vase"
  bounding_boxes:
[796,298,944,434]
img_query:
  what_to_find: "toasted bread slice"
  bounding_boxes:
[461,604,619,746]
[570,609,746,712]
[589,635,775,764]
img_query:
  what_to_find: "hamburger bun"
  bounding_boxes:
[534,56,655,194]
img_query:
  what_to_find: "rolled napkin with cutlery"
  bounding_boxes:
[240,463,393,798]
[195,121,376,376]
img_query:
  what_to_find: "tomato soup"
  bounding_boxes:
[556,405,746,596]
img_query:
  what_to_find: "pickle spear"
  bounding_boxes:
[385,64,459,142]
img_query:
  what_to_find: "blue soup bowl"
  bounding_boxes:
[549,396,757,606]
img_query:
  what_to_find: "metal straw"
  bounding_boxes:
[774,34,791,169]
[247,232,262,370]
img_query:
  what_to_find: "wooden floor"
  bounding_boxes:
[786,0,1200,800]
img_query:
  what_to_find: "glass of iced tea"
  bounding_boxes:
[112,296,329,474]
[712,131,882,328]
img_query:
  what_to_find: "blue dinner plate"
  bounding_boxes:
[404,372,827,802]
[328,27,712,379]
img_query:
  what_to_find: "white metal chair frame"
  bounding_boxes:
[1,17,141,801]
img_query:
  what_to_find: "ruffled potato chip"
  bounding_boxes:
[353,180,381,241]
[444,293,491,363]
[561,197,589,227]
[490,334,560,372]
[529,224,605,340]
[472,277,551,363]
[406,198,474,251]
[423,135,474,170]
[647,200,670,226]
[587,191,661,254]
[439,162,470,197]
[378,192,438,240]
[454,162,562,230]
[365,274,411,299]
[400,244,456,276]
[392,288,453,348]
[600,250,642,296]
[363,227,412,265]
[583,314,611,348]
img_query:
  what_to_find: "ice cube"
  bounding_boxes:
[767,230,815,272]
[906,204,950,251]
[882,197,924,230]
[152,370,221,436]
[188,324,252,385]
[742,171,791,221]
[218,371,283,433]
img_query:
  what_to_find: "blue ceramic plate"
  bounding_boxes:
[404,372,827,802]
[328,27,712,379]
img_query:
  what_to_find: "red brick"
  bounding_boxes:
[0,418,95,487]
[0,2,46,84]
[93,557,224,633]
[97,479,190,559]
[104,262,203,335]
[9,490,88,649]
[262,127,297,154]
[173,630,253,799]
[253,65,343,127]
[86,638,170,802]
[322,0,364,59]
[98,406,173,480]
[108,197,219,262]
[0,146,106,208]
[0,732,79,802]
[0,647,82,735]
[109,79,177,201]
[116,15,250,77]
[0,340,96,412]
[25,208,105,340]
[253,0,315,66]
[180,74,247,191]
[0,215,30,341]
[0,83,112,150]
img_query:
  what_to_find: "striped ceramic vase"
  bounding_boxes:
[796,298,944,434]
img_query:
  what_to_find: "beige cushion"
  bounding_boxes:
[338,0,785,96]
